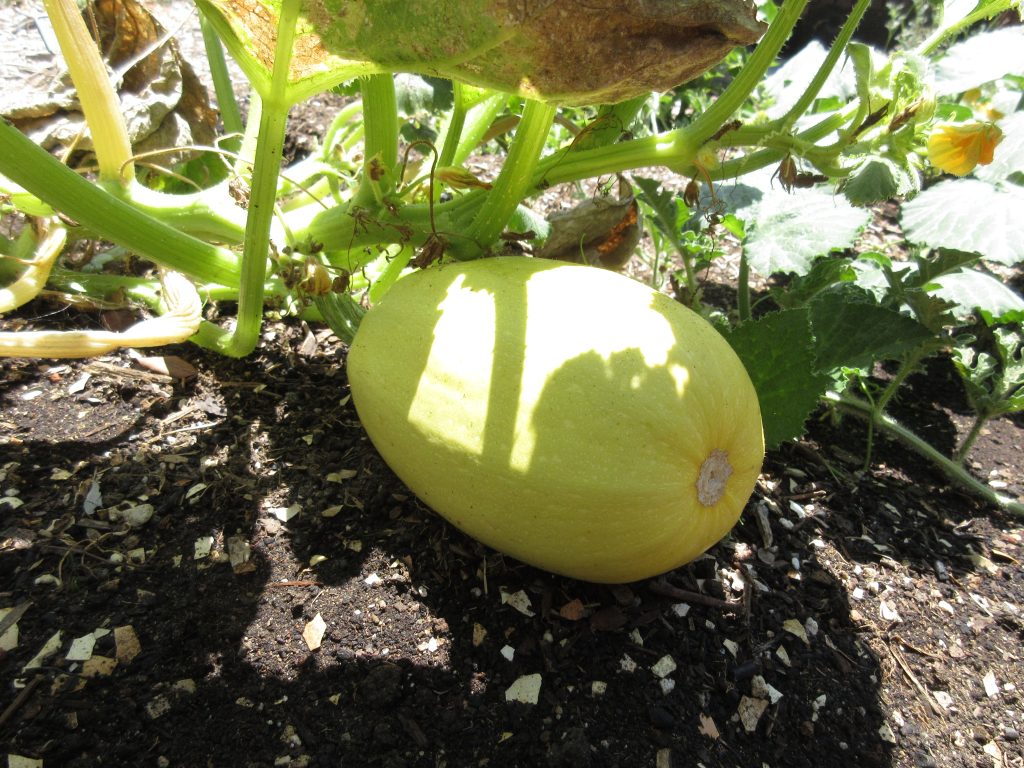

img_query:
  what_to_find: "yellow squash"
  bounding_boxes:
[347,257,763,583]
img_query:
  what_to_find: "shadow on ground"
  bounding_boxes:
[7,318,1021,767]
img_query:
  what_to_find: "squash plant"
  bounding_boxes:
[1,0,1023,537]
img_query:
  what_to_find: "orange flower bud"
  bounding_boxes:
[927,122,1003,177]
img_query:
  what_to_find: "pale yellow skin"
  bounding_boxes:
[347,257,765,583]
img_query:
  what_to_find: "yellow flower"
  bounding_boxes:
[927,122,1003,176]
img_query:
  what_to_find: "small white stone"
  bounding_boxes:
[738,696,769,732]
[505,673,542,705]
[651,655,677,679]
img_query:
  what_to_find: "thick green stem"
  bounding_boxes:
[777,0,871,131]
[361,75,399,170]
[0,119,239,286]
[689,0,811,142]
[525,0,806,187]
[43,0,133,182]
[322,100,365,155]
[918,0,1018,55]
[312,292,365,344]
[737,252,752,323]
[346,75,398,211]
[200,11,244,150]
[453,94,507,166]
[236,91,263,175]
[827,391,1024,516]
[437,82,469,170]
[455,100,556,258]
[213,0,300,357]
[875,350,923,414]
[955,412,991,462]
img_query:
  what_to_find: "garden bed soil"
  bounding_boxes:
[1,318,1022,768]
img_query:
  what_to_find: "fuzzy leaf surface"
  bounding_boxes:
[724,310,830,448]
[901,179,1024,266]
[739,186,871,275]
[809,290,936,372]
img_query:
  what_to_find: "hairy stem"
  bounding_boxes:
[955,412,991,462]
[737,252,751,323]
[690,0,811,142]
[455,99,556,258]
[777,0,871,131]
[213,0,300,357]
[200,11,244,150]
[0,119,239,285]
[827,392,1024,516]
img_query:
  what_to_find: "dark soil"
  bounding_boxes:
[3,4,1024,767]
[1,314,1022,768]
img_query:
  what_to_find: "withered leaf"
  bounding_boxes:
[540,186,641,269]
[197,0,765,105]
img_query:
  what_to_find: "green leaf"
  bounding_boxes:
[724,309,831,449]
[739,186,871,275]
[901,179,1024,266]
[394,74,453,115]
[933,27,1024,95]
[912,248,981,287]
[953,326,1024,416]
[771,256,855,309]
[808,288,937,372]
[952,344,999,411]
[842,157,919,205]
[931,270,1024,324]
[935,103,974,121]
[993,327,1024,411]
[634,177,688,241]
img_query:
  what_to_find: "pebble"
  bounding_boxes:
[1003,728,1020,741]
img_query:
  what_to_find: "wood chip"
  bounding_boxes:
[133,355,197,380]
[302,613,327,651]
[500,589,535,617]
[698,713,720,740]
[114,625,141,664]
[590,605,627,632]
[782,618,809,645]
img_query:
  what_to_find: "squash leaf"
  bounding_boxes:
[842,157,919,206]
[808,288,936,372]
[738,185,871,276]
[724,309,830,449]
[197,0,765,105]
